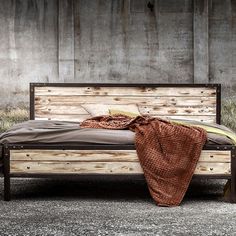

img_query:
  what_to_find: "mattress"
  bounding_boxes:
[0,120,234,146]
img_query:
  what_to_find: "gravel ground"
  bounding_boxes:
[0,177,235,236]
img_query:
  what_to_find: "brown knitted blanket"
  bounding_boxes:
[81,115,207,206]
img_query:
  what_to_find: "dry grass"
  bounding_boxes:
[0,101,235,133]
[221,99,236,131]
[0,108,28,132]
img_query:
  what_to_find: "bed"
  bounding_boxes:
[1,83,236,202]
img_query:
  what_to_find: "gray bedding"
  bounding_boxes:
[0,120,234,145]
[0,120,134,145]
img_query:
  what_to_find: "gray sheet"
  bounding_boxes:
[0,120,234,145]
[0,120,134,145]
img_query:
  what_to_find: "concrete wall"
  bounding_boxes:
[0,0,58,107]
[0,0,235,108]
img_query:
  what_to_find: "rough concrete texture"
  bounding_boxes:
[0,0,236,108]
[0,177,236,235]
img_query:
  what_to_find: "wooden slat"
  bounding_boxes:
[10,161,230,175]
[195,162,230,175]
[139,106,216,116]
[156,116,216,123]
[199,150,231,162]
[35,105,88,115]
[34,114,216,123]
[10,161,143,174]
[10,150,231,163]
[11,150,140,162]
[35,87,217,97]
[34,104,216,116]
[35,96,216,107]
[35,114,90,122]
[33,86,217,124]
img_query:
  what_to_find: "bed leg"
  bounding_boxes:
[3,149,10,201]
[230,148,236,203]
[4,175,10,201]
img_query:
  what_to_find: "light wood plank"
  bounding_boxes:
[10,161,143,174]
[195,162,230,175]
[34,104,216,116]
[10,161,230,175]
[139,106,216,116]
[155,115,215,123]
[34,114,216,123]
[11,150,140,162]
[33,85,218,124]
[35,105,88,115]
[10,150,231,163]
[35,96,216,107]
[35,114,90,122]
[199,150,231,162]
[35,87,217,97]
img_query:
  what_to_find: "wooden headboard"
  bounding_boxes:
[30,83,221,124]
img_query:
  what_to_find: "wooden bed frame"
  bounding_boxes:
[2,83,236,202]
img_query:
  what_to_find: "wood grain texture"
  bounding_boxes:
[33,86,217,123]
[10,149,231,175]
[35,87,217,97]
[195,162,230,175]
[35,104,216,116]
[10,161,230,175]
[35,95,216,106]
[10,161,143,174]
[34,115,216,123]
[35,114,90,122]
[10,150,231,163]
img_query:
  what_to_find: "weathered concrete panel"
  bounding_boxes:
[209,0,234,97]
[193,0,209,83]
[59,0,75,82]
[158,12,193,83]
[74,0,193,83]
[159,0,192,13]
[0,0,235,108]
[0,0,58,108]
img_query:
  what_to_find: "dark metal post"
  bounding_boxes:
[231,147,236,203]
[3,147,10,201]
[216,84,221,125]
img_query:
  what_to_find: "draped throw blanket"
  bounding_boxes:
[81,115,207,206]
